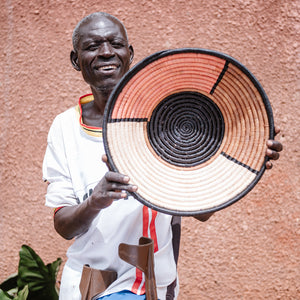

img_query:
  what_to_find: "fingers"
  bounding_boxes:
[102,154,108,163]
[274,126,280,136]
[266,148,280,161]
[105,171,129,184]
[266,140,283,153]
[265,161,273,169]
[105,171,138,193]
[265,126,283,169]
[102,154,112,171]
[90,171,138,210]
[106,190,128,200]
[101,156,137,192]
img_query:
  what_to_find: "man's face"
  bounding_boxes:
[74,16,133,93]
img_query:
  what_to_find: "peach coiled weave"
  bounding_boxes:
[103,48,274,216]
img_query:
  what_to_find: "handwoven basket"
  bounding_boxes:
[103,48,274,215]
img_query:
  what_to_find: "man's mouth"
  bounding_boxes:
[98,64,118,71]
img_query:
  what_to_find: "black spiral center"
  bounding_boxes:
[147,91,225,167]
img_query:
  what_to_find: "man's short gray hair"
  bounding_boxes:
[72,12,129,52]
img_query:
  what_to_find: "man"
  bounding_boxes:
[43,12,282,300]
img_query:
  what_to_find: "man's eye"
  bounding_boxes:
[87,45,98,51]
[111,42,125,48]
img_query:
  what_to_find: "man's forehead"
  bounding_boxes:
[79,16,125,38]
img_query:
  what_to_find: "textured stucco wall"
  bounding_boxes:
[1,0,299,299]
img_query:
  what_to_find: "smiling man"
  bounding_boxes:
[43,12,180,300]
[70,13,134,127]
[43,12,283,300]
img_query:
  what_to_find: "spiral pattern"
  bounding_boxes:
[147,91,224,167]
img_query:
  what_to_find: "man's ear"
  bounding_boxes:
[129,45,134,65]
[70,50,81,71]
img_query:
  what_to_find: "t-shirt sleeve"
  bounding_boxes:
[42,116,79,208]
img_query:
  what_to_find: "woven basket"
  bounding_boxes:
[103,48,274,215]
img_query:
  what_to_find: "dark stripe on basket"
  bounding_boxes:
[221,152,259,174]
[210,61,229,95]
[108,118,148,123]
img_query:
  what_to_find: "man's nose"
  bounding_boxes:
[98,42,114,57]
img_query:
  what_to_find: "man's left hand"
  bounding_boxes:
[265,126,283,169]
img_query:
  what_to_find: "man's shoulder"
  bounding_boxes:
[57,105,77,118]
[52,105,77,125]
[48,106,78,138]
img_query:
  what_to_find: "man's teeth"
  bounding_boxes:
[100,65,117,70]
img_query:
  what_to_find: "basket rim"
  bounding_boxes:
[103,48,274,216]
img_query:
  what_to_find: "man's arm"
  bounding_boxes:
[54,170,137,240]
[193,212,214,222]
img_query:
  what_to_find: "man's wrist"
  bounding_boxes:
[86,195,102,213]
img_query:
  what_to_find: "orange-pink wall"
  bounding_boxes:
[1,0,299,299]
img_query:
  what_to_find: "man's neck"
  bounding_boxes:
[81,88,111,128]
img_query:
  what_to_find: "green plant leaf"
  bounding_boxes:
[14,286,29,300]
[17,245,62,300]
[0,274,18,293]
[0,285,29,300]
[46,259,62,295]
[0,289,13,300]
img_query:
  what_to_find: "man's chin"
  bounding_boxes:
[96,85,115,96]
[93,75,125,96]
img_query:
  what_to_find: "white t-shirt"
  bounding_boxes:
[43,95,179,300]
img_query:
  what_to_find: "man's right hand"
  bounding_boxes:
[88,171,138,210]
[54,163,137,240]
